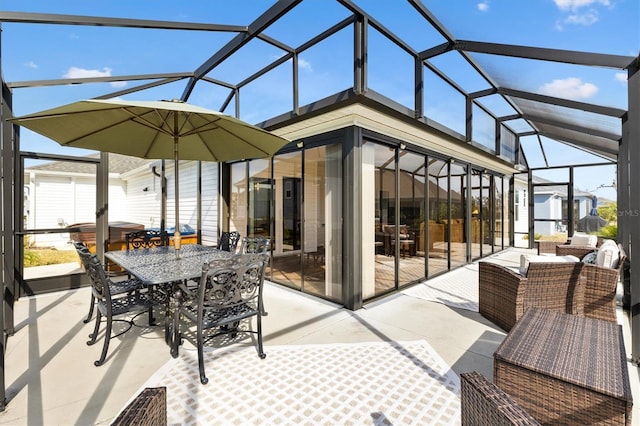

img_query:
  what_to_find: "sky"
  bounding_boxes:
[2,0,638,201]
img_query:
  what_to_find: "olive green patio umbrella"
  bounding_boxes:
[10,98,290,253]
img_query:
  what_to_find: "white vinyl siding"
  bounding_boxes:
[25,159,220,248]
[201,162,219,246]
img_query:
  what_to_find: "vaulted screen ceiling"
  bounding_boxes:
[1,0,637,170]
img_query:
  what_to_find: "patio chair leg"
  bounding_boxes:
[170,295,182,358]
[87,311,102,342]
[148,306,156,326]
[197,329,208,385]
[257,314,266,359]
[164,302,171,345]
[83,294,96,323]
[94,315,113,367]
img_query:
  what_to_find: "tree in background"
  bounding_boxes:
[597,201,618,239]
[598,201,618,224]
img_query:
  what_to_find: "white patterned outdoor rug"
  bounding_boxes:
[132,340,461,425]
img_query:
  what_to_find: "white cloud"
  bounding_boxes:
[63,66,113,79]
[554,0,612,27]
[554,0,611,12]
[298,58,313,72]
[564,10,599,25]
[275,54,313,72]
[24,61,38,69]
[477,2,489,12]
[615,72,627,83]
[539,77,598,99]
[62,66,126,88]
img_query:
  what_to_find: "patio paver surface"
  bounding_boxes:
[0,247,637,425]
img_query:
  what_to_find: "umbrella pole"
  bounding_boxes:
[173,121,181,256]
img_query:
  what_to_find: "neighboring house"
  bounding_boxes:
[24,153,219,248]
[513,175,594,242]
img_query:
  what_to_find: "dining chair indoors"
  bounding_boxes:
[73,240,145,324]
[217,231,241,253]
[171,253,269,384]
[79,250,167,366]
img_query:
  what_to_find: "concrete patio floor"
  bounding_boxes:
[0,247,637,425]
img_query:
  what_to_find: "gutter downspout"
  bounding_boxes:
[151,164,167,233]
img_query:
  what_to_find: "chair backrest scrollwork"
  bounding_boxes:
[126,230,170,250]
[198,253,269,310]
[77,250,110,302]
[239,236,271,255]
[217,231,241,253]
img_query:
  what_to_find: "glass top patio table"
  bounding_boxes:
[105,244,232,285]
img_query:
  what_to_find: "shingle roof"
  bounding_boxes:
[532,175,592,197]
[26,153,151,175]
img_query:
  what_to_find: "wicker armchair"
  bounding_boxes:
[111,387,167,426]
[557,243,627,323]
[538,236,603,256]
[478,261,585,332]
[460,371,540,425]
[537,240,564,255]
[555,244,598,259]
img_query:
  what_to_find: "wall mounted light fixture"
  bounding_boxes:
[296,141,304,148]
[399,143,406,150]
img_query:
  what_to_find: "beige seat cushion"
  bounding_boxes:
[570,232,598,247]
[519,254,580,275]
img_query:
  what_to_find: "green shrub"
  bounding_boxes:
[598,224,617,239]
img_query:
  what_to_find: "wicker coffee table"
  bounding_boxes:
[494,308,633,425]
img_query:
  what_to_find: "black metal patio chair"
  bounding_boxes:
[73,240,145,324]
[238,236,271,255]
[124,229,175,325]
[171,253,269,384]
[217,231,241,253]
[125,229,170,250]
[80,250,167,366]
[238,236,271,315]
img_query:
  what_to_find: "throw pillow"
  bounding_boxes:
[599,238,617,248]
[596,242,620,269]
[581,251,598,264]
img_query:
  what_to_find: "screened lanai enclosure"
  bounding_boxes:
[1,0,639,410]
